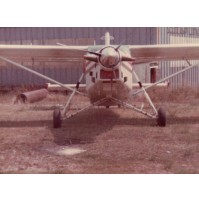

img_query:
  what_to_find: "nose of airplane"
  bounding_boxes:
[107,56,117,66]
[102,54,118,66]
[100,47,120,68]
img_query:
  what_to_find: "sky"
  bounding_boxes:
[0,0,199,27]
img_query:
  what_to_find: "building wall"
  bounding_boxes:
[0,27,157,45]
[0,27,156,87]
[158,27,199,88]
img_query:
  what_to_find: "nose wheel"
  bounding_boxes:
[53,108,62,128]
[157,107,166,127]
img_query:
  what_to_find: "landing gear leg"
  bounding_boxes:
[53,73,85,129]
[53,97,109,128]
[132,69,167,127]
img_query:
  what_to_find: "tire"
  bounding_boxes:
[157,107,166,127]
[53,109,62,128]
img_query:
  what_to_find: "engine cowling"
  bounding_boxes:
[99,46,120,69]
[84,46,135,70]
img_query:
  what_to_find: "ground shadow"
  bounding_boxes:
[50,110,199,145]
[1,108,199,146]
[0,120,51,128]
[168,116,199,125]
[50,108,121,145]
[117,116,199,126]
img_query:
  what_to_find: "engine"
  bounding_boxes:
[99,46,120,70]
[84,46,135,71]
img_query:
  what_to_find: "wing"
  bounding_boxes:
[129,44,199,63]
[0,45,88,62]
[0,45,89,94]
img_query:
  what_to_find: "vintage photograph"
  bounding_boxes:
[0,27,198,174]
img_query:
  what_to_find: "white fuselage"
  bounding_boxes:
[85,47,133,106]
[83,32,134,106]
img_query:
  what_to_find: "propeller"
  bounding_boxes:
[84,46,135,68]
[115,39,126,51]
[56,38,134,66]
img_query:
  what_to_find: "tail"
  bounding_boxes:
[101,32,114,46]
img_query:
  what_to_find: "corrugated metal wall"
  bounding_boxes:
[0,27,156,87]
[2,27,199,88]
[158,27,199,89]
[0,27,157,45]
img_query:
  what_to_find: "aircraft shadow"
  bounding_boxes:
[50,108,120,145]
[0,109,198,146]
[51,111,199,146]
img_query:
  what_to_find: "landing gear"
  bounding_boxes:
[52,72,87,129]
[157,107,166,127]
[53,108,62,128]
[132,69,167,127]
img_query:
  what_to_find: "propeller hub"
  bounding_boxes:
[99,46,120,69]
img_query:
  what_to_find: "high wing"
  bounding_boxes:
[2,44,199,63]
[0,45,88,62]
[129,44,199,63]
[0,45,89,94]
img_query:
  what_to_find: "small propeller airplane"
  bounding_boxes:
[0,31,199,128]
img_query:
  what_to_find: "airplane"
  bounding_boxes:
[0,31,199,128]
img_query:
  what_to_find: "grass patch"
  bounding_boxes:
[0,89,199,173]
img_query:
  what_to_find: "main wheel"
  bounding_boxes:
[157,107,166,127]
[53,108,62,128]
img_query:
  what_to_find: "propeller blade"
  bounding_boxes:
[84,55,98,62]
[121,56,135,62]
[115,39,126,51]
[84,50,102,56]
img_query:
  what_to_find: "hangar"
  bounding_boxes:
[0,27,199,88]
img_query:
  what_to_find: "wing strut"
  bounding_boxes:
[133,62,199,96]
[0,56,85,96]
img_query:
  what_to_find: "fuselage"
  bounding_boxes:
[84,45,133,106]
